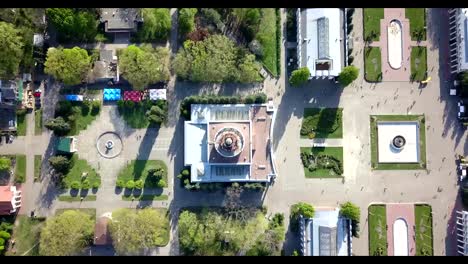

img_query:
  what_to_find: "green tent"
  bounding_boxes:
[57,137,76,154]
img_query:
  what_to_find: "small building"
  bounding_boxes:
[299,207,352,256]
[0,80,19,109]
[88,50,119,84]
[0,186,22,215]
[56,137,77,154]
[449,9,468,74]
[456,210,468,256]
[184,103,277,183]
[100,8,143,34]
[94,216,112,246]
[297,8,345,79]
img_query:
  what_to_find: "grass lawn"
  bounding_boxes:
[34,109,42,136]
[410,46,427,81]
[55,208,97,220]
[34,155,41,182]
[122,194,168,201]
[16,112,27,136]
[62,154,100,189]
[119,103,151,128]
[15,155,26,183]
[301,108,343,139]
[414,204,433,256]
[363,8,384,42]
[368,204,387,256]
[117,160,168,188]
[6,216,45,256]
[364,47,382,82]
[58,195,97,202]
[301,147,344,178]
[406,8,426,41]
[370,115,427,170]
[257,8,279,76]
[69,103,101,136]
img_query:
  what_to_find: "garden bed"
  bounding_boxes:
[363,8,384,42]
[414,204,433,256]
[14,155,26,183]
[300,147,344,178]
[121,194,168,201]
[53,100,101,136]
[368,204,387,256]
[410,46,427,82]
[364,47,382,82]
[257,8,280,77]
[406,8,426,41]
[58,195,97,202]
[370,115,427,170]
[301,108,343,139]
[117,160,168,188]
[34,155,41,182]
[117,99,168,129]
[62,154,101,189]
[16,112,27,136]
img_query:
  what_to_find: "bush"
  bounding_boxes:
[269,213,284,229]
[48,155,71,174]
[292,250,299,256]
[126,180,135,189]
[71,181,80,190]
[81,101,91,115]
[182,169,190,176]
[116,179,125,188]
[81,179,91,189]
[45,117,71,136]
[248,39,264,57]
[134,179,144,189]
[291,202,315,219]
[254,93,267,104]
[92,181,100,189]
[289,67,310,86]
[91,101,101,115]
[179,8,197,36]
[338,65,359,86]
[0,230,11,239]
[55,101,73,117]
[339,201,361,221]
[0,157,11,171]
[117,100,125,111]
[156,179,166,188]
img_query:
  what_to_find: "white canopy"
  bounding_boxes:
[149,89,167,100]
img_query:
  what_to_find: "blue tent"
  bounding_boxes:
[65,95,83,101]
[103,88,121,101]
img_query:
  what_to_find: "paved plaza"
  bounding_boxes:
[0,8,466,256]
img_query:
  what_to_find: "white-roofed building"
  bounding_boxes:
[297,8,345,79]
[449,8,468,74]
[184,103,277,183]
[299,207,352,256]
[456,210,468,256]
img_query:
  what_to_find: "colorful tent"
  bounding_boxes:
[149,89,167,100]
[103,88,121,101]
[123,90,143,102]
[65,95,83,101]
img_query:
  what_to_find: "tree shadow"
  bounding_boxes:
[282,218,300,256]
[133,127,159,179]
[444,191,464,256]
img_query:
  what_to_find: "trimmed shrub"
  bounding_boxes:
[92,181,100,189]
[71,181,80,190]
[126,180,135,189]
[134,179,144,189]
[116,179,125,188]
[81,179,91,189]
[157,179,166,188]
[181,169,190,176]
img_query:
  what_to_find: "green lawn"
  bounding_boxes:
[370,115,427,170]
[410,47,427,81]
[301,108,343,139]
[406,8,426,41]
[414,204,433,256]
[257,8,279,76]
[69,103,101,136]
[62,154,101,189]
[7,216,45,256]
[301,147,344,178]
[117,160,168,188]
[363,8,384,41]
[122,194,168,201]
[119,103,151,128]
[34,109,42,136]
[58,195,97,202]
[368,204,387,256]
[364,47,382,82]
[15,155,26,183]
[16,112,27,136]
[34,155,41,182]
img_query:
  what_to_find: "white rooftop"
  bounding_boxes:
[377,122,420,163]
[297,8,343,78]
[457,9,468,71]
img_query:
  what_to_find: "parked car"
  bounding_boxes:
[458,101,467,119]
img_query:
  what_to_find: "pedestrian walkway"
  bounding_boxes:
[299,138,343,147]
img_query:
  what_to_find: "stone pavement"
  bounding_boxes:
[299,138,343,147]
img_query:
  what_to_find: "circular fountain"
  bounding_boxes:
[96,132,123,158]
[392,135,406,150]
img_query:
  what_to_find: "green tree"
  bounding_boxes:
[0,157,11,171]
[48,155,71,174]
[44,117,71,136]
[119,45,170,90]
[46,8,97,42]
[39,210,94,256]
[291,202,315,220]
[0,22,24,79]
[238,54,261,83]
[338,65,359,86]
[339,201,361,221]
[44,47,91,85]
[179,8,197,36]
[109,208,169,255]
[146,105,167,124]
[139,9,171,41]
[289,67,310,86]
